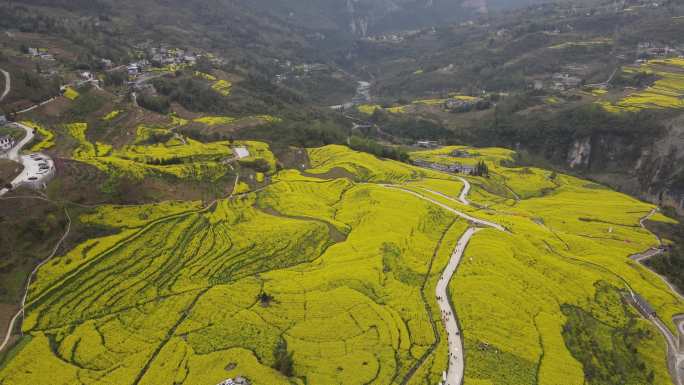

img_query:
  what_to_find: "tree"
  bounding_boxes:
[257,292,274,307]
[272,339,294,376]
[472,160,489,177]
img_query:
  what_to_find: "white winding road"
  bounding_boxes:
[385,180,505,385]
[456,177,470,206]
[0,122,54,197]
[0,68,10,102]
[383,185,505,232]
[436,227,481,385]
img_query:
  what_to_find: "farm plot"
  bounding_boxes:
[599,58,684,112]
[64,122,275,182]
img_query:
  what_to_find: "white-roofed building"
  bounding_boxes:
[233,147,250,159]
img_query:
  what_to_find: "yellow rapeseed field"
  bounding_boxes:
[0,144,680,385]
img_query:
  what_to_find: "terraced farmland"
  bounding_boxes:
[599,58,684,112]
[0,145,681,385]
[62,121,275,182]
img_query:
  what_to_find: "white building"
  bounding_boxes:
[0,136,15,153]
[233,147,250,159]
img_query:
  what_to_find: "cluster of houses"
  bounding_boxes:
[413,159,477,174]
[26,47,55,61]
[530,73,583,92]
[637,42,682,59]
[551,73,583,91]
[147,46,198,67]
[362,28,433,44]
[273,59,330,83]
[124,43,224,80]
[444,97,490,113]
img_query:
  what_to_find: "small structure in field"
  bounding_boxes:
[416,140,439,149]
[217,376,250,385]
[233,146,250,159]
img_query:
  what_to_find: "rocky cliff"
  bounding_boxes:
[567,115,684,214]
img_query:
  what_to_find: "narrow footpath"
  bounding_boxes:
[0,208,71,352]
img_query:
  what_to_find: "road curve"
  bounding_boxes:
[385,182,505,385]
[0,207,71,353]
[383,185,506,232]
[4,122,35,162]
[630,209,684,299]
[649,314,684,385]
[436,227,481,385]
[629,208,684,384]
[0,68,10,102]
[456,177,470,206]
[0,122,55,197]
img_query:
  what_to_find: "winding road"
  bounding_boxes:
[0,68,10,102]
[383,185,505,232]
[436,227,481,385]
[0,122,54,197]
[385,179,505,385]
[628,208,684,385]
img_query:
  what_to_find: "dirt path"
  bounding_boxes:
[0,207,71,353]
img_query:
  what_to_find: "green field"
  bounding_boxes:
[0,144,681,385]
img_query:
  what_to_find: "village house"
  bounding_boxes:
[637,42,680,58]
[532,80,544,90]
[127,64,140,76]
[233,146,250,159]
[444,97,489,113]
[0,135,15,153]
[416,140,439,149]
[450,149,474,158]
[413,159,476,174]
[216,376,250,385]
[551,73,582,90]
[39,53,55,61]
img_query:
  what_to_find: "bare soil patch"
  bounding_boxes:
[0,159,23,185]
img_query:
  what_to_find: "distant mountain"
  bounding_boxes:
[242,0,553,37]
